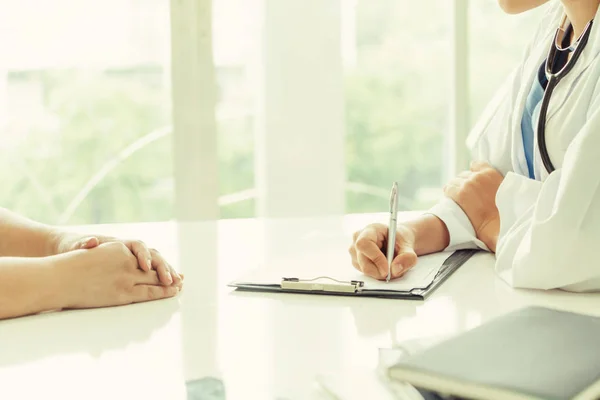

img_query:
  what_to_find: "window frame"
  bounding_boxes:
[169,0,471,219]
[170,0,220,221]
[451,0,471,179]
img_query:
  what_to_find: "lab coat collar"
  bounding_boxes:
[579,4,600,68]
[546,3,600,75]
[539,8,600,135]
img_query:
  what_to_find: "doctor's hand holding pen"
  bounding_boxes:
[349,216,448,281]
[349,161,504,281]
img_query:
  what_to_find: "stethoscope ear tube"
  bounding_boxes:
[537,20,593,174]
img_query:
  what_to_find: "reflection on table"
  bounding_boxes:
[1,213,600,400]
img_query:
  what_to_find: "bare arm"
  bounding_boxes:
[405,214,450,256]
[0,243,182,320]
[0,208,181,286]
[0,257,62,320]
[0,208,61,257]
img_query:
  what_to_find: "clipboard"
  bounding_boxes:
[228,249,478,300]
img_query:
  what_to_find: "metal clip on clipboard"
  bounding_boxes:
[281,276,365,293]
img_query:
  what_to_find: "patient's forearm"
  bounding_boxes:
[0,257,62,320]
[0,208,61,257]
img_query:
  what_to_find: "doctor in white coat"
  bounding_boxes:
[349,0,600,292]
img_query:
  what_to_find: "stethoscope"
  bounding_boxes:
[537,15,594,173]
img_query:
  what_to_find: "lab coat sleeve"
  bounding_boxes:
[427,198,489,252]
[426,4,559,255]
[426,66,521,253]
[494,106,600,292]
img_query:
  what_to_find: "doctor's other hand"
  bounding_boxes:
[444,161,504,252]
[349,223,418,280]
[52,242,182,310]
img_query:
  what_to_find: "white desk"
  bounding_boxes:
[1,213,599,400]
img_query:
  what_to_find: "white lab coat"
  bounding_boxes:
[430,2,600,292]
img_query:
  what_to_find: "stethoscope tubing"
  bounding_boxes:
[537,19,593,174]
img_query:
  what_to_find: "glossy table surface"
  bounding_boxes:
[1,213,600,400]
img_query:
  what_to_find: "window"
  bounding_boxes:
[213,0,259,219]
[0,0,262,223]
[0,1,551,224]
[0,0,173,225]
[344,0,452,213]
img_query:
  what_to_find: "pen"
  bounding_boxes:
[386,182,399,282]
